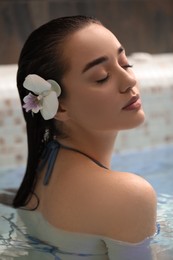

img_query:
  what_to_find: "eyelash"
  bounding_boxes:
[96,74,110,84]
[96,64,133,84]
[123,64,133,69]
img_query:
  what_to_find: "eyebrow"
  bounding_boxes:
[82,46,124,73]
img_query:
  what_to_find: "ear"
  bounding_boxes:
[54,101,69,122]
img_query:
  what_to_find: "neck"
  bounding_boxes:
[58,128,118,169]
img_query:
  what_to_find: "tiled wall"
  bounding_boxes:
[0,53,173,169]
[0,65,27,170]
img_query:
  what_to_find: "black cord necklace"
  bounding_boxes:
[37,140,109,186]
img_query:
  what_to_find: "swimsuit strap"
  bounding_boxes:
[60,143,109,170]
[37,140,109,186]
[37,140,61,185]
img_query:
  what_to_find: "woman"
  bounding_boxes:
[13,15,158,259]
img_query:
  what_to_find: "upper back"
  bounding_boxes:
[31,154,157,244]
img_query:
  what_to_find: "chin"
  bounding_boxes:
[128,109,145,129]
[121,109,146,130]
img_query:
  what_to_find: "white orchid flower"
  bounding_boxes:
[23,74,61,120]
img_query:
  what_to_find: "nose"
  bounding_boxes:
[118,67,137,94]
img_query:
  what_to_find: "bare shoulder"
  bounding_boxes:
[97,169,157,243]
[37,165,157,243]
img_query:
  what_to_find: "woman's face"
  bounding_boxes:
[61,23,145,132]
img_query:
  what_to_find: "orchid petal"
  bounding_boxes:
[23,93,40,112]
[23,103,31,112]
[41,91,58,120]
[23,93,33,103]
[48,80,61,97]
[23,74,51,95]
[32,106,41,113]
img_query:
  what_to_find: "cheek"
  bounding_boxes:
[68,92,99,119]
[67,89,120,127]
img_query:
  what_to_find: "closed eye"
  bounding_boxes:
[122,64,133,69]
[96,74,109,84]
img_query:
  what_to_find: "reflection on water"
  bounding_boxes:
[0,205,60,260]
[0,193,173,260]
[153,194,173,253]
[149,194,173,260]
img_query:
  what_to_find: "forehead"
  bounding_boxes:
[64,24,121,70]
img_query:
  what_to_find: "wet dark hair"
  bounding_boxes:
[13,15,101,208]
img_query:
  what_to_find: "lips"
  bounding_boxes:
[122,94,140,110]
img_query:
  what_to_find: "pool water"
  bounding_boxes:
[0,144,173,259]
